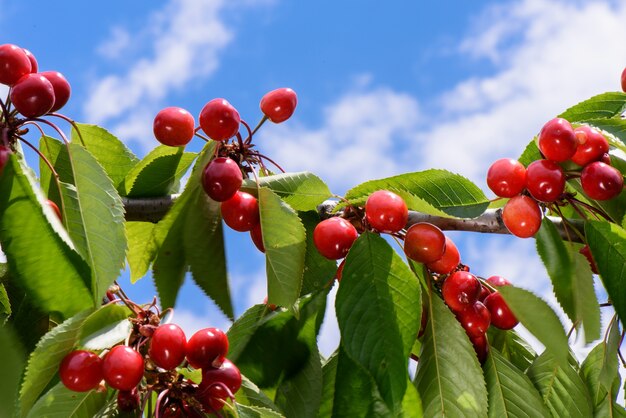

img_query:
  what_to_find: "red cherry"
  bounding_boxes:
[250,223,265,253]
[199,358,242,394]
[199,98,240,141]
[201,157,242,202]
[486,275,511,287]
[426,236,460,274]
[601,153,612,165]
[621,67,626,92]
[579,245,598,274]
[571,126,609,167]
[40,71,71,112]
[313,217,359,260]
[484,292,519,330]
[335,259,345,282]
[470,333,489,364]
[117,388,140,412]
[442,271,481,313]
[10,73,55,117]
[581,161,624,201]
[102,346,145,391]
[365,190,408,233]
[502,195,542,238]
[526,159,565,202]
[0,44,31,86]
[153,107,196,147]
[478,286,491,302]
[538,118,578,162]
[263,296,277,311]
[486,158,527,198]
[0,145,11,175]
[46,199,62,220]
[456,301,491,338]
[260,88,298,123]
[59,350,103,392]
[186,328,229,369]
[198,384,229,412]
[148,324,187,370]
[403,222,446,264]
[23,49,37,73]
[221,191,259,232]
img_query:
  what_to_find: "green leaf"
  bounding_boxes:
[0,325,24,418]
[569,247,601,343]
[579,119,626,149]
[344,169,489,218]
[26,382,107,418]
[227,304,267,361]
[318,353,338,418]
[518,138,542,166]
[580,318,620,406]
[527,350,594,418]
[0,155,92,317]
[275,345,323,418]
[71,124,139,189]
[484,348,550,417]
[593,397,626,418]
[559,92,626,121]
[336,232,421,414]
[400,381,423,418]
[241,172,332,211]
[0,282,10,323]
[237,377,283,412]
[497,286,569,365]
[19,310,92,416]
[235,404,285,418]
[78,304,132,350]
[487,328,537,373]
[586,221,626,327]
[125,222,157,283]
[299,211,338,296]
[122,145,196,197]
[259,187,306,310]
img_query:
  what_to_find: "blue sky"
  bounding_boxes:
[3,0,626,358]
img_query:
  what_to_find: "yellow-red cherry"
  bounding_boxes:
[442,271,482,313]
[260,88,298,123]
[502,195,542,238]
[102,345,145,391]
[486,158,527,198]
[202,157,242,202]
[365,190,408,233]
[313,217,359,260]
[426,236,460,274]
[186,327,229,369]
[571,125,609,167]
[153,107,196,147]
[199,98,240,141]
[580,161,624,201]
[59,350,104,392]
[538,118,578,162]
[403,222,446,264]
[148,324,187,370]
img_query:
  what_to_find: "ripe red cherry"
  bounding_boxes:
[442,271,481,313]
[426,236,460,274]
[313,217,359,260]
[221,191,260,232]
[486,275,510,287]
[148,324,187,370]
[198,384,229,412]
[484,292,518,330]
[486,158,527,198]
[580,161,624,201]
[470,334,488,364]
[579,245,598,274]
[40,71,71,112]
[526,159,565,202]
[365,190,408,233]
[117,388,140,412]
[622,67,626,92]
[478,286,491,302]
[404,222,446,264]
[199,98,240,141]
[571,126,609,167]
[0,44,31,86]
[46,199,62,220]
[538,118,578,162]
[260,88,298,123]
[502,195,542,238]
[153,107,196,147]
[102,346,144,391]
[10,73,55,117]
[59,350,103,392]
[186,328,229,369]
[23,49,37,73]
[199,358,242,394]
[250,223,265,253]
[0,145,11,175]
[456,301,491,338]
[202,157,242,202]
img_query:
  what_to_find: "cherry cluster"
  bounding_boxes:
[59,292,241,416]
[488,118,624,239]
[152,88,298,253]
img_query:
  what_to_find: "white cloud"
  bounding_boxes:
[96,27,132,59]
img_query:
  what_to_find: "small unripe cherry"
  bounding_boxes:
[221,191,260,232]
[202,157,242,202]
[59,350,104,392]
[403,222,446,264]
[571,125,609,167]
[260,88,298,123]
[486,158,527,198]
[199,98,240,141]
[484,292,519,330]
[365,190,408,233]
[538,118,578,162]
[10,73,55,117]
[186,327,229,369]
[313,217,359,260]
[0,44,31,86]
[456,301,491,338]
[580,161,624,201]
[40,71,71,112]
[442,271,481,313]
[426,236,460,274]
[148,323,187,370]
[102,346,145,391]
[526,159,565,202]
[502,195,542,238]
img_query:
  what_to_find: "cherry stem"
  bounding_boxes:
[253,152,285,173]
[1,127,10,147]
[410,353,420,362]
[47,113,85,147]
[600,302,613,307]
[236,132,245,153]
[18,136,60,180]
[154,388,169,418]
[250,115,268,138]
[551,204,586,243]
[240,119,253,144]
[24,118,70,145]
[567,196,613,222]
[140,389,153,418]
[194,130,210,142]
[567,320,579,339]
[0,98,9,123]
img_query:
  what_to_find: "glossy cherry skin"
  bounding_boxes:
[484,292,518,330]
[486,158,527,198]
[186,328,229,369]
[148,324,187,370]
[426,236,460,274]
[59,350,104,392]
[404,222,446,264]
[10,73,55,117]
[250,223,265,253]
[502,195,542,238]
[0,44,31,85]
[40,71,71,112]
[456,301,491,338]
[313,217,359,260]
[202,157,243,202]
[470,334,489,364]
[579,245,598,274]
[526,159,565,202]
[478,286,491,302]
[260,88,298,123]
[199,358,242,394]
[0,145,11,175]
[538,117,578,162]
[571,125,609,167]
[23,48,37,73]
[117,388,140,412]
[221,191,260,232]
[365,190,408,233]
[199,98,240,141]
[46,199,62,220]
[153,107,195,146]
[102,346,145,391]
[581,161,624,201]
[442,271,481,313]
[486,275,511,287]
[622,67,626,92]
